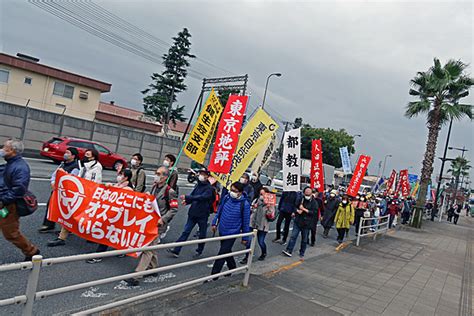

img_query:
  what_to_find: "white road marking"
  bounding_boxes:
[24,157,54,163]
[143,272,176,283]
[31,177,50,182]
[80,287,108,298]
[38,203,47,206]
[114,280,140,290]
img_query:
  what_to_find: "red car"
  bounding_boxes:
[40,137,128,170]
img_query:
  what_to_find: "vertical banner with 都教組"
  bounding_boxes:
[208,95,248,174]
[183,89,224,164]
[282,128,301,191]
[339,146,352,174]
[399,169,410,197]
[311,139,324,192]
[347,155,372,197]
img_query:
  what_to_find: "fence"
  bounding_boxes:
[0,230,257,316]
[355,214,390,246]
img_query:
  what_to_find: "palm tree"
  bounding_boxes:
[448,157,471,203]
[405,58,473,228]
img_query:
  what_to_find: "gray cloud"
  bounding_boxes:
[2,0,472,181]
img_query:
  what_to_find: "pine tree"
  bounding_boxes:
[142,28,195,128]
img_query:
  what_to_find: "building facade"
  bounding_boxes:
[0,53,111,121]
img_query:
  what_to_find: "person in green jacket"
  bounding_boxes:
[334,195,355,244]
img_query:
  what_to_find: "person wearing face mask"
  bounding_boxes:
[239,173,254,205]
[354,195,368,236]
[48,148,103,247]
[130,153,146,193]
[208,181,250,280]
[309,190,323,247]
[282,187,318,259]
[163,154,178,193]
[39,147,80,233]
[335,195,355,244]
[86,168,134,263]
[0,139,40,261]
[124,166,179,285]
[321,190,340,238]
[168,168,214,258]
[249,173,263,201]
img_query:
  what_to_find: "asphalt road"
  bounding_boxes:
[0,158,351,315]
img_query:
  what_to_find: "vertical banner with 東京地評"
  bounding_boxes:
[339,146,352,174]
[208,95,248,174]
[347,155,371,197]
[311,139,324,192]
[183,89,223,164]
[282,128,301,192]
[399,169,410,197]
[211,108,279,189]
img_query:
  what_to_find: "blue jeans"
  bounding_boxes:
[173,215,208,254]
[286,223,309,256]
[257,230,267,255]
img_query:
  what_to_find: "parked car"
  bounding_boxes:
[40,137,127,170]
[271,170,310,195]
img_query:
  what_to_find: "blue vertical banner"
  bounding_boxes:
[408,174,418,185]
[339,146,352,174]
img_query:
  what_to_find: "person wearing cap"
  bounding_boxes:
[39,147,80,233]
[321,190,339,238]
[354,194,369,235]
[167,168,214,258]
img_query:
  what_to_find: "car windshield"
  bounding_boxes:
[48,138,63,144]
[275,171,283,180]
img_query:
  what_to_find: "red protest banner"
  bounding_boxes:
[263,192,277,206]
[385,169,396,195]
[347,155,372,197]
[208,95,248,174]
[310,139,324,192]
[48,170,160,257]
[399,169,410,197]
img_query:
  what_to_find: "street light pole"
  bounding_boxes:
[449,145,468,205]
[262,73,281,110]
[381,154,392,178]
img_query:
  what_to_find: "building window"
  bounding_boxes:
[24,77,32,85]
[53,82,74,99]
[0,69,9,83]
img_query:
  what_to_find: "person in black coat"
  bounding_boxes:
[250,173,263,201]
[321,190,339,238]
[282,187,318,258]
[309,190,323,246]
[274,191,299,244]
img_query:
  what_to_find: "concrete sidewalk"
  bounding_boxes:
[99,215,473,316]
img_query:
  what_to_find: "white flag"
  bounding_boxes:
[282,128,301,191]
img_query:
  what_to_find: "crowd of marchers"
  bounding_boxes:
[0,138,468,287]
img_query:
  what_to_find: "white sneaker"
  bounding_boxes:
[282,250,292,257]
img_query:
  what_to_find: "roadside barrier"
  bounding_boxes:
[0,230,258,316]
[356,214,390,246]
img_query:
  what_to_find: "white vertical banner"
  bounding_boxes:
[282,128,301,191]
[339,146,352,174]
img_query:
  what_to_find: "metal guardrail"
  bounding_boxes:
[0,230,258,316]
[356,214,390,246]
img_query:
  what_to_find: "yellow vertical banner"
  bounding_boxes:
[212,108,279,189]
[183,89,224,164]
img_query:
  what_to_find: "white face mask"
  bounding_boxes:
[304,195,312,200]
[251,176,257,182]
[240,178,247,184]
[130,159,138,166]
[153,176,160,183]
[230,191,240,199]
[117,175,123,182]
[330,194,335,198]
[198,175,206,182]
[163,160,170,167]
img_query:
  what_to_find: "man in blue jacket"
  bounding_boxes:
[0,139,39,261]
[168,168,214,258]
[209,181,250,280]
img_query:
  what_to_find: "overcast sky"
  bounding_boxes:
[1,0,473,181]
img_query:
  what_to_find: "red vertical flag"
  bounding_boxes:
[347,155,372,197]
[208,95,248,174]
[384,169,396,195]
[310,139,324,192]
[399,169,410,197]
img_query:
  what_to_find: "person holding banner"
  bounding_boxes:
[282,187,318,259]
[209,181,250,280]
[126,166,179,286]
[48,148,103,247]
[168,168,214,258]
[249,187,275,261]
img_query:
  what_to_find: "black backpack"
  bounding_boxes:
[16,191,38,217]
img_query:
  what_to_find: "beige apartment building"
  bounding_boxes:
[0,52,111,120]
